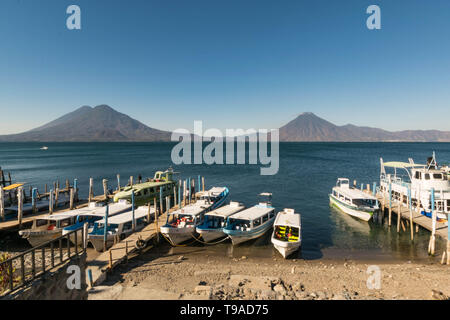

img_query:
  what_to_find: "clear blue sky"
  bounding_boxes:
[1,0,449,134]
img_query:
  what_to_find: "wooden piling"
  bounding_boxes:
[89,178,93,203]
[388,183,392,226]
[109,250,113,269]
[69,188,74,210]
[117,174,121,191]
[130,176,134,187]
[55,187,59,208]
[83,222,88,250]
[154,197,159,243]
[0,186,4,221]
[17,186,23,228]
[31,188,37,214]
[183,180,186,206]
[429,188,436,255]
[397,194,401,233]
[49,189,54,214]
[102,179,108,200]
[202,176,205,192]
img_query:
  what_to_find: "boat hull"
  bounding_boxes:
[329,195,373,222]
[160,226,196,245]
[89,235,115,252]
[196,228,227,243]
[224,222,273,246]
[19,229,62,247]
[271,237,301,258]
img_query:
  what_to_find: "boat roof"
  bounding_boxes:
[96,207,152,224]
[206,202,245,218]
[3,183,25,191]
[80,202,132,217]
[229,204,273,220]
[333,186,377,200]
[197,187,227,197]
[118,180,174,193]
[383,161,426,168]
[274,209,301,228]
[38,207,95,221]
[170,203,208,216]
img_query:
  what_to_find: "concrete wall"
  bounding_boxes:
[2,253,88,300]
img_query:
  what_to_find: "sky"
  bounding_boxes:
[1,0,450,134]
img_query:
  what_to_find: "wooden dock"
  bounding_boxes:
[86,209,169,286]
[376,192,448,240]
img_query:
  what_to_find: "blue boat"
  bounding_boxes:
[223,193,275,245]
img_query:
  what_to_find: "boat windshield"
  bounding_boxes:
[352,198,377,207]
[205,215,226,229]
[227,218,251,231]
[168,214,196,228]
[274,225,299,242]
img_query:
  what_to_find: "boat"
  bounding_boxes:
[61,200,132,244]
[40,146,48,150]
[271,208,301,258]
[223,193,276,245]
[5,192,70,215]
[160,187,229,245]
[329,178,379,222]
[88,206,152,251]
[196,201,245,242]
[380,153,449,224]
[113,168,178,206]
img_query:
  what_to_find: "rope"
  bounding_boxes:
[160,231,196,247]
[190,233,230,245]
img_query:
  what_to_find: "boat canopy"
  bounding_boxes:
[96,207,151,224]
[383,161,426,168]
[274,209,301,228]
[3,183,25,191]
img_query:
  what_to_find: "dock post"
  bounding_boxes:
[130,176,133,187]
[154,197,159,243]
[49,188,54,214]
[174,186,177,207]
[407,187,414,241]
[131,191,135,232]
[178,184,181,208]
[183,180,186,206]
[188,177,191,204]
[17,186,23,228]
[44,184,48,197]
[198,175,201,195]
[102,179,108,200]
[55,187,59,209]
[159,188,163,215]
[428,188,436,255]
[88,178,93,204]
[397,193,402,233]
[69,187,74,210]
[388,183,392,226]
[32,187,37,214]
[202,176,205,192]
[83,222,88,250]
[73,178,78,203]
[117,174,121,192]
[109,250,113,269]
[88,269,93,288]
[103,204,109,252]
[0,186,4,221]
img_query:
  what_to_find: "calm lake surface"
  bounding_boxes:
[1,142,449,261]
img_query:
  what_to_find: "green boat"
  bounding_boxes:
[113,169,178,206]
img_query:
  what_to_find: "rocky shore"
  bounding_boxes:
[88,250,450,300]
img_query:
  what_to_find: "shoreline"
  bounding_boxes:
[88,245,450,300]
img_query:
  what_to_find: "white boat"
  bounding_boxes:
[40,146,48,150]
[271,208,301,258]
[329,178,379,222]
[61,200,132,244]
[5,193,70,215]
[223,193,276,245]
[88,206,152,252]
[380,153,449,225]
[196,201,245,242]
[160,187,229,245]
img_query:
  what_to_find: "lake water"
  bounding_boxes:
[1,142,449,261]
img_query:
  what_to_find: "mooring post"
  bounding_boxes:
[0,186,4,221]
[117,174,121,192]
[198,175,201,195]
[188,177,191,204]
[130,176,133,187]
[88,178,93,203]
[103,204,109,252]
[131,190,135,232]
[183,180,186,206]
[32,187,37,214]
[178,184,181,208]
[174,186,177,206]
[17,186,23,227]
[69,188,74,210]
[55,187,59,209]
[388,183,392,226]
[202,176,205,192]
[102,179,108,200]
[73,178,78,203]
[159,187,163,215]
[49,188,54,214]
[83,222,88,250]
[154,196,159,242]
[397,193,402,233]
[429,188,436,255]
[408,187,414,241]
[88,269,93,287]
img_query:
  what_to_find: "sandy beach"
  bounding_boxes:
[88,247,450,300]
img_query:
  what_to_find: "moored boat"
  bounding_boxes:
[88,206,151,251]
[329,178,379,222]
[223,193,275,245]
[271,208,301,258]
[196,201,245,242]
[160,187,229,245]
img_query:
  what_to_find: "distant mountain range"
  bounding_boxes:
[0,105,172,142]
[0,106,449,142]
[279,112,450,142]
